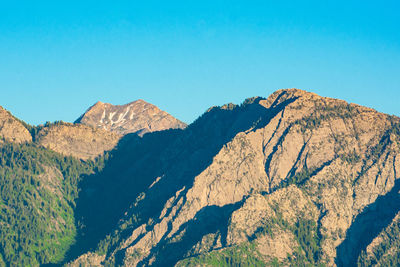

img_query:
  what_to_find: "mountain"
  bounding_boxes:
[0,106,32,143]
[75,100,187,136]
[33,99,187,160]
[0,89,400,266]
[0,100,183,265]
[35,122,121,160]
[66,89,400,266]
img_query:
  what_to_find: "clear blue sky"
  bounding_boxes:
[1,1,399,125]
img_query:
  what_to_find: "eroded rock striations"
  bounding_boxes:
[1,89,400,266]
[75,100,187,136]
[67,89,400,266]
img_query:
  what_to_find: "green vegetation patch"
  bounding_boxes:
[358,217,400,267]
[0,142,103,266]
[176,243,265,267]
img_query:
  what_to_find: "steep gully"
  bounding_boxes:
[336,178,400,266]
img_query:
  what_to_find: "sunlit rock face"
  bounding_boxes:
[75,100,186,136]
[68,89,400,266]
[36,123,121,160]
[0,106,32,143]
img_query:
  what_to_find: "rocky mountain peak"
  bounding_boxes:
[3,89,400,266]
[0,106,32,143]
[75,99,186,136]
[68,89,400,266]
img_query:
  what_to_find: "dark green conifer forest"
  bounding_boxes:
[0,141,104,266]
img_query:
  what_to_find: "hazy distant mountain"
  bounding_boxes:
[1,89,400,266]
[75,100,187,136]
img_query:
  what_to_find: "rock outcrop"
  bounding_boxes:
[0,106,32,143]
[75,100,186,136]
[36,123,121,160]
[67,89,400,266]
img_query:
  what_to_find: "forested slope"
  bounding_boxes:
[1,89,400,266]
[0,140,104,266]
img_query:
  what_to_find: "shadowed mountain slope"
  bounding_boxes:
[1,89,399,267]
[0,100,186,265]
[67,89,400,266]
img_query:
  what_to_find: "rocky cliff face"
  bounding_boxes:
[0,106,32,143]
[1,89,397,266]
[75,100,186,136]
[36,123,121,160]
[67,89,400,266]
